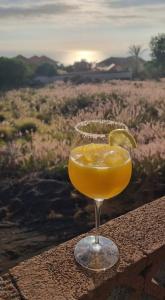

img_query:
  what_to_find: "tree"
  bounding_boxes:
[35,63,57,77]
[150,33,165,76]
[144,61,161,80]
[0,57,31,89]
[129,45,143,58]
[72,59,92,72]
[129,45,145,77]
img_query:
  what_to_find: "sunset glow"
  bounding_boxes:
[0,0,164,64]
[65,50,103,64]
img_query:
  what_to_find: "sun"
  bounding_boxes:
[74,50,97,62]
[66,50,102,64]
[64,50,104,65]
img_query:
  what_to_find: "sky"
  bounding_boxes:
[0,0,164,64]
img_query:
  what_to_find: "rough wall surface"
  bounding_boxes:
[0,274,20,300]
[1,196,165,300]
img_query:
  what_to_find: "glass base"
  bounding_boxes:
[74,235,119,271]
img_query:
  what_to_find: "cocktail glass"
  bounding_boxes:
[68,120,132,271]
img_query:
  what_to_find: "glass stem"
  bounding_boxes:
[95,199,104,244]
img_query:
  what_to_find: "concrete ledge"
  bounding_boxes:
[1,196,165,300]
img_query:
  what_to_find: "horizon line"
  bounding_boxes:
[0,53,148,66]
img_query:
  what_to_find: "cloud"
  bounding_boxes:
[106,14,143,20]
[0,2,78,19]
[0,0,164,28]
[101,0,165,26]
[104,0,165,8]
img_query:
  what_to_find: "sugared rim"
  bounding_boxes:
[75,120,128,139]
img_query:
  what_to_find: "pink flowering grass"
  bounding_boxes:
[0,80,164,182]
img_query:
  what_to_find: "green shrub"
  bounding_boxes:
[36,113,52,124]
[0,125,15,141]
[15,118,38,135]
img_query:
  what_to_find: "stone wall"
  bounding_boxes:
[1,196,165,300]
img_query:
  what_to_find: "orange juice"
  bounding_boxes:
[68,144,132,199]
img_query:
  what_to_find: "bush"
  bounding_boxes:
[0,57,31,89]
[0,125,15,141]
[143,61,162,80]
[15,118,38,135]
[36,113,52,124]
[35,63,57,77]
[61,94,92,115]
[0,114,6,123]
[150,33,165,77]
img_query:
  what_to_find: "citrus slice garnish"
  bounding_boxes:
[108,129,137,149]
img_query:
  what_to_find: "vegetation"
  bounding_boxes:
[14,118,39,135]
[35,62,57,77]
[0,57,32,89]
[0,57,57,90]
[128,44,145,77]
[150,33,165,77]
[0,33,164,90]
[66,59,92,72]
[0,81,164,198]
